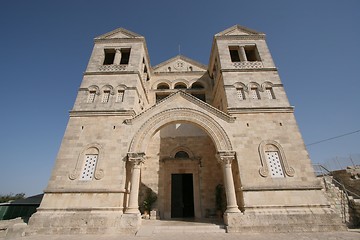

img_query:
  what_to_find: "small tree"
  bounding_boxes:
[0,193,25,203]
[142,189,157,212]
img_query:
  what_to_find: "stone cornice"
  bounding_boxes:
[69,110,136,117]
[152,55,207,72]
[38,207,124,212]
[84,71,138,76]
[240,185,322,191]
[94,37,145,44]
[153,70,207,76]
[224,83,283,89]
[215,35,266,41]
[44,188,126,193]
[221,68,277,73]
[227,107,294,114]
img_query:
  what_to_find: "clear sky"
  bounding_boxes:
[0,0,359,197]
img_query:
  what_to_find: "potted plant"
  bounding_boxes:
[143,189,157,217]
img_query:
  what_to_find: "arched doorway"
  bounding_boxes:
[125,108,240,218]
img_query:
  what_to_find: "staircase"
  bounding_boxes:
[136,219,226,236]
[313,164,360,228]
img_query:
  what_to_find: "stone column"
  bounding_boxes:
[114,48,122,65]
[125,152,145,214]
[239,46,247,62]
[217,151,240,213]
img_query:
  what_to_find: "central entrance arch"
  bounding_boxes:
[125,107,240,218]
[128,108,233,153]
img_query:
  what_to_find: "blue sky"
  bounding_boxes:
[0,0,359,196]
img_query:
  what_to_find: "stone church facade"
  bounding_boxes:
[29,25,344,233]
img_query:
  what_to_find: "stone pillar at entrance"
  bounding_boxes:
[217,151,240,213]
[125,152,145,214]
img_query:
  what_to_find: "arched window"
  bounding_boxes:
[157,83,170,90]
[236,88,245,100]
[174,83,187,89]
[174,151,190,159]
[258,140,294,178]
[250,87,260,100]
[80,147,99,181]
[87,85,99,103]
[265,87,275,99]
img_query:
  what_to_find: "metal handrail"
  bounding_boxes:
[313,164,360,199]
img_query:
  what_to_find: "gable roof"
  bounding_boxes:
[153,55,207,73]
[95,28,144,40]
[125,91,235,124]
[215,25,264,37]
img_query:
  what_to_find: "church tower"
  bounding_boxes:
[29,25,344,234]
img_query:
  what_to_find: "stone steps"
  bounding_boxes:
[136,220,226,236]
[152,224,226,233]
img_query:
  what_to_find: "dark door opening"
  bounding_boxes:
[171,173,194,218]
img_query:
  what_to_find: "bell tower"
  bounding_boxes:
[73,28,151,115]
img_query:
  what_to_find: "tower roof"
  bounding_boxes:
[95,27,144,40]
[153,55,207,73]
[215,25,264,37]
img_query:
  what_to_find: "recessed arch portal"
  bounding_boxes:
[128,108,233,153]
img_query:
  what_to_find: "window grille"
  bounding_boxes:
[116,90,124,102]
[102,90,110,103]
[236,88,245,100]
[266,87,275,99]
[265,151,284,178]
[88,91,96,103]
[251,88,260,99]
[80,154,98,180]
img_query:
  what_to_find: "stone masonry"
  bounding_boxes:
[27,25,345,234]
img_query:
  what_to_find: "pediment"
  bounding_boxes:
[153,55,207,73]
[95,28,143,40]
[126,91,235,125]
[215,25,264,37]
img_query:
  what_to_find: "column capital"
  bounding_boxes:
[216,151,236,165]
[127,152,145,166]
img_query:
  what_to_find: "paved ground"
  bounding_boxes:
[2,219,360,239]
[3,230,360,240]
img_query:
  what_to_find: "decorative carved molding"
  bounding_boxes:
[232,82,248,92]
[88,85,100,95]
[101,84,115,95]
[233,61,263,69]
[99,64,127,72]
[125,91,235,125]
[68,143,105,180]
[127,152,145,166]
[227,107,294,114]
[128,107,233,153]
[258,140,295,178]
[216,151,236,165]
